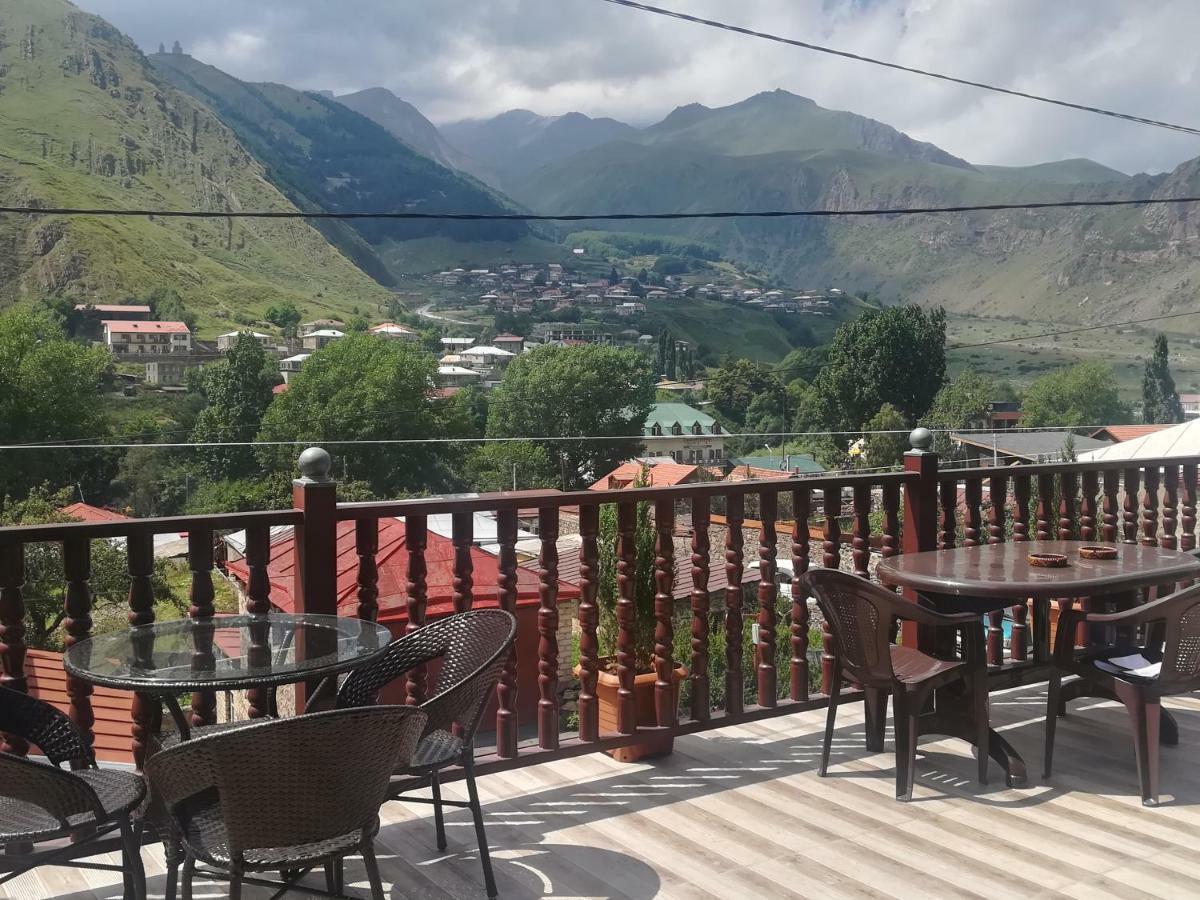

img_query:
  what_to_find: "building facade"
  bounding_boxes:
[102,320,192,355]
[643,402,726,464]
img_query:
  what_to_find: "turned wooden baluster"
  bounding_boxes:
[985,475,1008,666]
[1183,464,1198,554]
[851,484,870,579]
[447,512,473,614]
[355,519,380,622]
[963,478,983,548]
[1101,469,1120,544]
[723,494,745,715]
[495,509,520,757]
[577,505,601,740]
[244,524,273,720]
[821,486,841,696]
[62,538,95,755]
[791,487,812,702]
[1161,464,1179,551]
[1036,473,1055,540]
[0,542,29,756]
[653,499,677,726]
[404,515,428,706]
[1010,475,1030,660]
[187,529,217,728]
[880,481,901,644]
[756,492,778,708]
[1058,472,1077,541]
[616,501,639,732]
[1080,471,1099,542]
[1142,467,1160,547]
[538,508,560,749]
[127,533,157,771]
[689,496,711,722]
[1122,468,1141,543]
[938,479,957,550]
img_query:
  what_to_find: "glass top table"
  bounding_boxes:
[65,614,393,738]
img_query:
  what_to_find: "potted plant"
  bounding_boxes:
[579,479,687,762]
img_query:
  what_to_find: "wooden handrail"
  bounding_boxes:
[0,509,302,545]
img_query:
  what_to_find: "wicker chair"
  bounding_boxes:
[801,569,989,801]
[145,705,427,899]
[0,685,147,899]
[337,609,518,899]
[1046,582,1200,806]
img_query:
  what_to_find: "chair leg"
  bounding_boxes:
[362,840,386,900]
[163,841,180,900]
[1044,669,1061,778]
[1117,683,1162,806]
[863,687,887,753]
[463,753,498,900]
[973,671,989,785]
[118,816,147,900]
[430,769,448,852]
[892,688,919,802]
[819,667,841,777]
[229,874,242,900]
[181,855,194,900]
[325,859,344,896]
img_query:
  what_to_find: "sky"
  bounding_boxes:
[79,0,1200,175]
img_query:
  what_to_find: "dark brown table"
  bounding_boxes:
[876,541,1200,787]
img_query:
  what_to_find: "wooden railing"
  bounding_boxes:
[0,435,1197,776]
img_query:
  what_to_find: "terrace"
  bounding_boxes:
[1,431,1199,898]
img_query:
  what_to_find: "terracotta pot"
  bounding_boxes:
[576,659,689,763]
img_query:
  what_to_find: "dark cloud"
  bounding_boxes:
[80,0,1200,172]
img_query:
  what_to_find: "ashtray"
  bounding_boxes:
[1079,545,1118,560]
[1028,552,1069,568]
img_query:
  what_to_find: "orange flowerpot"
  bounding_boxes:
[576,660,688,763]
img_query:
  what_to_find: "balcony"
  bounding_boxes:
[1,438,1199,897]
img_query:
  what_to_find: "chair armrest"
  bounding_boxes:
[894,602,979,629]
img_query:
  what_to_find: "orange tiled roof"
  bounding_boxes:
[1090,424,1171,443]
[589,461,701,491]
[60,502,131,523]
[102,320,190,334]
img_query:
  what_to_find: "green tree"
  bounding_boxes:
[265,301,303,337]
[811,305,946,430]
[0,310,112,505]
[144,287,196,332]
[1022,362,1130,428]
[707,359,782,429]
[924,370,1000,456]
[608,266,620,286]
[463,442,558,492]
[257,335,449,496]
[486,344,655,488]
[862,403,908,469]
[190,334,279,480]
[596,481,656,669]
[1142,334,1184,424]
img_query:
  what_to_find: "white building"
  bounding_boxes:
[643,402,726,464]
[301,329,344,351]
[102,320,191,355]
[217,330,272,352]
[278,353,311,384]
[461,345,516,369]
[368,323,418,342]
[437,365,484,388]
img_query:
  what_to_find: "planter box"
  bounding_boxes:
[579,659,688,763]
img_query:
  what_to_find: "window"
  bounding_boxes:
[651,424,662,436]
[714,448,723,460]
[671,423,682,436]
[712,423,722,434]
[692,423,702,435]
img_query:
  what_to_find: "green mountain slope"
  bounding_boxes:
[0,0,393,332]
[150,53,533,286]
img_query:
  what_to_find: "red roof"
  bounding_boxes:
[589,461,702,491]
[102,321,190,334]
[75,304,151,314]
[60,502,131,523]
[1090,424,1170,443]
[494,333,524,340]
[227,519,578,624]
[725,465,793,482]
[272,383,289,394]
[25,649,135,764]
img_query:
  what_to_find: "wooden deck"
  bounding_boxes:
[7,683,1200,899]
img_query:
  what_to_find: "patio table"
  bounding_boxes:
[877,540,1200,787]
[64,613,392,741]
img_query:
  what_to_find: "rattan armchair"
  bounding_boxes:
[0,685,147,899]
[1046,582,1200,806]
[145,705,427,899]
[337,609,518,899]
[802,569,989,801]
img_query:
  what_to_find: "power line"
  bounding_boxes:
[946,309,1200,350]
[598,0,1200,138]
[2,195,1200,221]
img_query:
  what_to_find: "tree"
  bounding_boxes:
[1021,362,1130,427]
[707,359,782,429]
[862,403,908,469]
[925,370,1000,456]
[811,306,946,431]
[347,316,370,333]
[0,310,112,505]
[486,344,655,488]
[257,335,450,496]
[190,333,279,480]
[608,266,620,286]
[265,301,302,337]
[463,442,557,492]
[158,42,166,54]
[597,478,656,668]
[144,287,197,332]
[1142,334,1184,424]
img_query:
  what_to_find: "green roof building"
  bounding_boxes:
[643,402,725,465]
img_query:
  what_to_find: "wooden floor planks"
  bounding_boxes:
[6,685,1200,898]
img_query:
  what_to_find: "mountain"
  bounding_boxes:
[442,109,637,186]
[334,87,492,183]
[150,54,533,285]
[0,0,392,331]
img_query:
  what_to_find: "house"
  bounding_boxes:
[461,345,516,370]
[217,330,272,352]
[102,320,191,355]
[438,364,484,388]
[988,401,1023,430]
[643,402,726,464]
[143,360,196,386]
[369,322,418,342]
[588,461,712,491]
[615,301,646,317]
[951,431,1108,465]
[24,648,136,763]
[279,353,311,383]
[441,337,475,351]
[74,303,151,321]
[727,454,824,477]
[299,319,345,334]
[492,333,525,354]
[1078,417,1200,462]
[1180,394,1200,419]
[301,329,344,351]
[1090,424,1172,443]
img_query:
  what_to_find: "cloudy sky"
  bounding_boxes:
[80,0,1200,174]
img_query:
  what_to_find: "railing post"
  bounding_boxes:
[0,542,28,756]
[901,428,939,651]
[292,447,338,711]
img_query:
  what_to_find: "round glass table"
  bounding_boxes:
[65,613,393,739]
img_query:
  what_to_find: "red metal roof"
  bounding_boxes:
[74,304,151,314]
[227,519,577,624]
[60,502,131,523]
[25,649,134,764]
[1090,424,1170,443]
[102,321,190,334]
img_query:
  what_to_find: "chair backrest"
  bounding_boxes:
[800,569,900,688]
[338,609,517,741]
[0,752,105,828]
[1152,583,1200,693]
[147,705,426,859]
[0,685,93,768]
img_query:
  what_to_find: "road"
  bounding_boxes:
[416,302,475,327]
